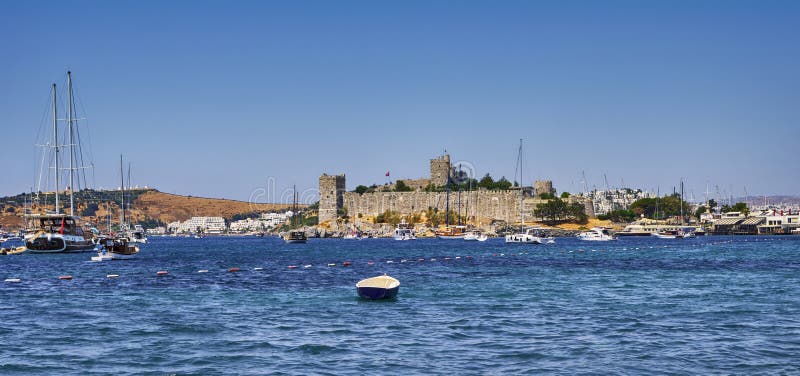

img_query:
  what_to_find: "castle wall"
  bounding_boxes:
[341,189,569,225]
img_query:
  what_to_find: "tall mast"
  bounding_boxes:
[120,155,125,226]
[457,164,462,226]
[519,139,524,229]
[52,83,60,214]
[445,166,450,227]
[67,71,75,216]
[680,179,684,225]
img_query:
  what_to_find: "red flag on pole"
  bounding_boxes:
[59,218,65,235]
[385,171,390,177]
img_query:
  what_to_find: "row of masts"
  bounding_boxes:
[50,72,79,216]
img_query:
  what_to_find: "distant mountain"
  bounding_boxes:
[0,189,301,230]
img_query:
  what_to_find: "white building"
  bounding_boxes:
[169,217,226,234]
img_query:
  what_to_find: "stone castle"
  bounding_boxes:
[320,154,593,226]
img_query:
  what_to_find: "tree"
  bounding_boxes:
[560,192,571,198]
[80,203,99,217]
[724,202,749,215]
[495,177,512,190]
[539,192,555,199]
[395,180,413,192]
[598,209,636,223]
[478,174,495,190]
[630,194,692,219]
[354,185,369,194]
[694,205,707,219]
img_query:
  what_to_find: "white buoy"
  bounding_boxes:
[253,267,263,271]
[4,278,21,283]
[106,274,119,278]
[198,270,209,273]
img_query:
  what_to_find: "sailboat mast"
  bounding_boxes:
[680,179,684,225]
[445,167,450,227]
[120,155,125,226]
[519,139,524,229]
[52,83,60,214]
[457,164,462,226]
[67,71,75,216]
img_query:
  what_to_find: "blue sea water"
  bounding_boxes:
[1,235,800,375]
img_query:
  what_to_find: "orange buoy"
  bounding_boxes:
[228,267,240,273]
[156,271,168,276]
[342,261,352,266]
[287,265,298,269]
[367,261,375,265]
[59,275,73,280]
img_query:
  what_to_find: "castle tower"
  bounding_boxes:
[319,173,345,223]
[429,154,451,186]
[534,180,554,197]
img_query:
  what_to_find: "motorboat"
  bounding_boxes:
[463,230,488,242]
[128,224,148,243]
[651,232,677,239]
[356,274,400,300]
[0,246,27,255]
[576,227,616,241]
[99,237,140,260]
[284,230,308,244]
[393,220,416,240]
[505,228,543,244]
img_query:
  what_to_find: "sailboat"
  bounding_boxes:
[436,164,467,239]
[283,185,308,244]
[25,72,95,253]
[505,139,542,244]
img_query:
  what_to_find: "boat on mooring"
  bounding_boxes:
[97,236,140,260]
[356,274,400,300]
[25,72,95,254]
[577,227,616,241]
[393,220,416,240]
[283,185,308,244]
[504,139,542,245]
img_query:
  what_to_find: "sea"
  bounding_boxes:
[1,235,799,375]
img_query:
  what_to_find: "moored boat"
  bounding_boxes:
[25,214,95,253]
[356,274,400,300]
[393,220,416,240]
[284,230,308,244]
[436,225,467,239]
[577,227,616,241]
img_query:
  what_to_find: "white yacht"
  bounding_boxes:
[393,220,416,240]
[577,227,616,241]
[464,230,488,242]
[505,228,543,244]
[129,224,148,243]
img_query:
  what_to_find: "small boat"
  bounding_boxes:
[463,230,488,242]
[0,246,27,255]
[128,224,148,243]
[393,220,416,240]
[356,274,400,300]
[577,227,616,241]
[435,225,467,240]
[284,230,308,244]
[651,232,677,239]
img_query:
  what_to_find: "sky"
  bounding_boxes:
[1,1,798,204]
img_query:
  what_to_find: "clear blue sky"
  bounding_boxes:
[2,1,798,203]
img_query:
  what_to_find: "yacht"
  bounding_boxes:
[393,220,416,240]
[504,139,541,245]
[129,224,148,243]
[25,72,95,254]
[435,225,467,239]
[26,214,95,253]
[505,227,543,244]
[576,227,616,241]
[463,230,488,242]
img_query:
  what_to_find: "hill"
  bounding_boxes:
[0,189,302,231]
